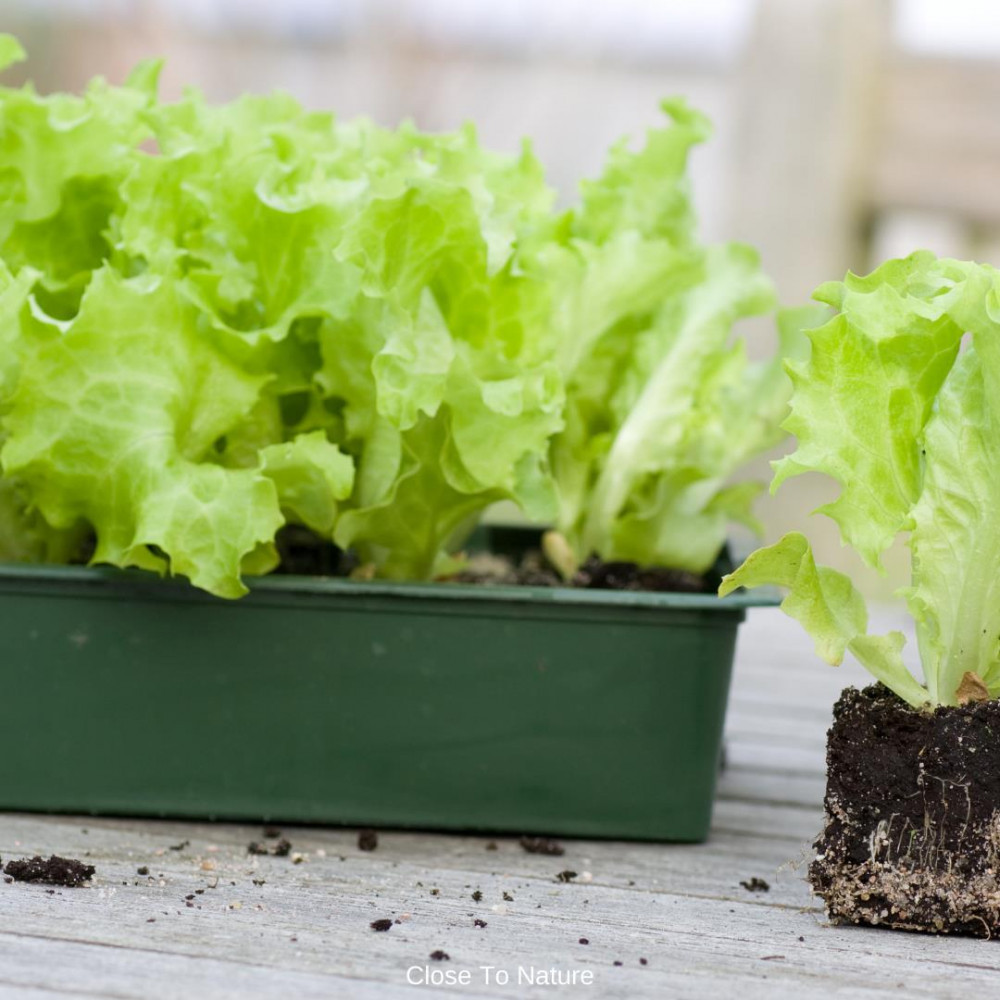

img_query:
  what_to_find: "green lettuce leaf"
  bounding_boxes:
[534,101,815,573]
[320,176,564,578]
[904,343,1000,704]
[720,532,930,708]
[259,431,354,536]
[725,252,1000,707]
[1,269,286,598]
[0,35,26,74]
[774,253,969,569]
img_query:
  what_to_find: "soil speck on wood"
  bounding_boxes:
[474,919,487,928]
[4,856,95,887]
[740,877,770,892]
[248,838,292,857]
[429,950,450,961]
[370,918,393,932]
[471,890,482,902]
[519,836,565,856]
[357,829,378,852]
[556,870,578,883]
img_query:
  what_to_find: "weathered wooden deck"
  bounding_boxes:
[2,608,995,999]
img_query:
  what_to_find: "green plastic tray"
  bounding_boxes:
[0,539,775,842]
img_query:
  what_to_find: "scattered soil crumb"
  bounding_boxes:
[740,877,770,893]
[168,840,190,852]
[519,836,565,856]
[253,879,266,887]
[429,950,450,961]
[248,838,292,857]
[370,918,393,932]
[761,955,785,961]
[472,890,483,902]
[485,842,498,851]
[556,870,578,883]
[502,891,514,901]
[358,828,378,852]
[4,856,95,888]
[639,958,648,966]
[578,938,589,945]
[136,866,149,876]
[613,961,623,967]
[474,919,487,928]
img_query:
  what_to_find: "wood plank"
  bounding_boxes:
[1,808,996,1000]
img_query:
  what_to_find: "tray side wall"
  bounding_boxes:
[0,573,741,841]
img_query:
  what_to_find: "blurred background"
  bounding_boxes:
[3,0,999,597]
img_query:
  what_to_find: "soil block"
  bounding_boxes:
[811,684,1000,937]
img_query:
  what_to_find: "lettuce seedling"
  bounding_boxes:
[721,252,1000,708]
[0,38,561,591]
[527,101,818,576]
[0,38,807,596]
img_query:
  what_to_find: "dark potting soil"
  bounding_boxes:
[812,684,1000,937]
[442,551,709,594]
[272,524,357,578]
[70,522,709,594]
[272,524,709,594]
[4,855,95,887]
[357,828,378,852]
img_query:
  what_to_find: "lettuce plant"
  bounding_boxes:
[0,37,561,592]
[0,37,802,596]
[526,102,816,575]
[721,252,1000,709]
